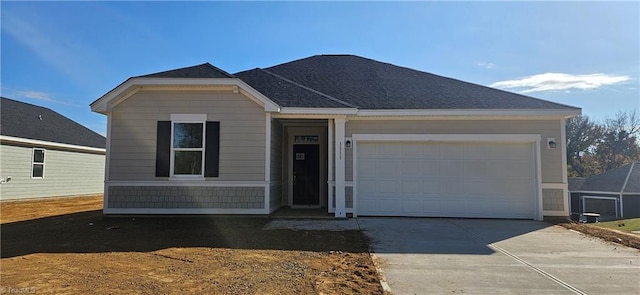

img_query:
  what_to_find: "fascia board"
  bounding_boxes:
[91,77,281,114]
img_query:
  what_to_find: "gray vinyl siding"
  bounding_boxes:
[108,91,266,181]
[345,119,563,183]
[0,143,105,200]
[108,186,265,209]
[622,195,640,218]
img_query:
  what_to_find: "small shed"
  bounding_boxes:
[569,162,640,220]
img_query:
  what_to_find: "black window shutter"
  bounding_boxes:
[155,121,171,177]
[204,121,220,177]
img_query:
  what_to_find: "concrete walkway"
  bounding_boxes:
[358,218,640,295]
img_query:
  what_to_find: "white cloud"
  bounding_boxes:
[490,73,630,93]
[476,61,495,69]
[17,90,79,107]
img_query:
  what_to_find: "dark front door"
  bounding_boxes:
[293,144,320,206]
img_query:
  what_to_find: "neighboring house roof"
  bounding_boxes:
[574,162,640,194]
[1,97,106,149]
[568,177,587,191]
[235,54,581,110]
[139,62,235,79]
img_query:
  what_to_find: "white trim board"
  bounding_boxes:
[104,208,268,215]
[91,77,280,114]
[355,109,580,117]
[352,134,541,143]
[571,190,639,195]
[106,181,268,187]
[0,135,106,154]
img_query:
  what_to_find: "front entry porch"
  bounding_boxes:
[268,117,349,218]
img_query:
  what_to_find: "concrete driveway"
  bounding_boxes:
[358,218,640,295]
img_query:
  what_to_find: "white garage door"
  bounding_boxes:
[357,142,536,219]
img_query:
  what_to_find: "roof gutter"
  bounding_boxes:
[355,109,581,117]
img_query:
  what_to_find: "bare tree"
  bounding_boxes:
[595,110,640,172]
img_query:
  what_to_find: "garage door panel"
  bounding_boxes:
[359,160,378,177]
[403,199,423,213]
[379,199,403,212]
[402,181,421,194]
[376,159,398,177]
[357,141,536,219]
[422,181,443,194]
[359,199,377,212]
[420,160,442,177]
[463,160,489,177]
[443,143,466,158]
[378,180,398,193]
[402,144,423,157]
[358,143,379,157]
[442,162,465,178]
[359,180,377,193]
[401,161,421,176]
[423,200,442,213]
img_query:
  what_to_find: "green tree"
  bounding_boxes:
[565,115,604,177]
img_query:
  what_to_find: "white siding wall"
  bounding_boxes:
[0,144,105,200]
[345,119,563,183]
[108,91,266,181]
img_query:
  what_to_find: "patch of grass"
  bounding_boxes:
[594,218,640,233]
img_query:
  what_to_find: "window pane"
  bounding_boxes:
[174,151,202,175]
[173,123,203,148]
[33,164,44,178]
[33,149,45,163]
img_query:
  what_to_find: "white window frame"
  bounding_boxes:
[170,114,207,179]
[31,148,45,179]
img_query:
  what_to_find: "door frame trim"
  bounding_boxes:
[286,126,327,208]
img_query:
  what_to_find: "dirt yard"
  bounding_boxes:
[1,196,383,294]
[558,222,640,250]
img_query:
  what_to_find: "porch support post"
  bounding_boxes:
[334,116,347,218]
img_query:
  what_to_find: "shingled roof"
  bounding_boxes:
[139,62,235,79]
[235,54,580,110]
[1,97,106,149]
[574,162,640,194]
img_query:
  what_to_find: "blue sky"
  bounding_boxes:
[2,1,638,136]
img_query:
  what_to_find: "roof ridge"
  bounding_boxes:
[259,69,358,108]
[203,62,236,78]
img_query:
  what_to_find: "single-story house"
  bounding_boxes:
[569,162,640,219]
[90,54,581,220]
[1,97,106,200]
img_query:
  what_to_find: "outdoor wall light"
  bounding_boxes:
[345,138,352,148]
[547,138,557,149]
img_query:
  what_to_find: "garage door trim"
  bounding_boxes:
[351,134,543,220]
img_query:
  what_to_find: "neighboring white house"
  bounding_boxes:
[0,97,106,200]
[91,55,581,220]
